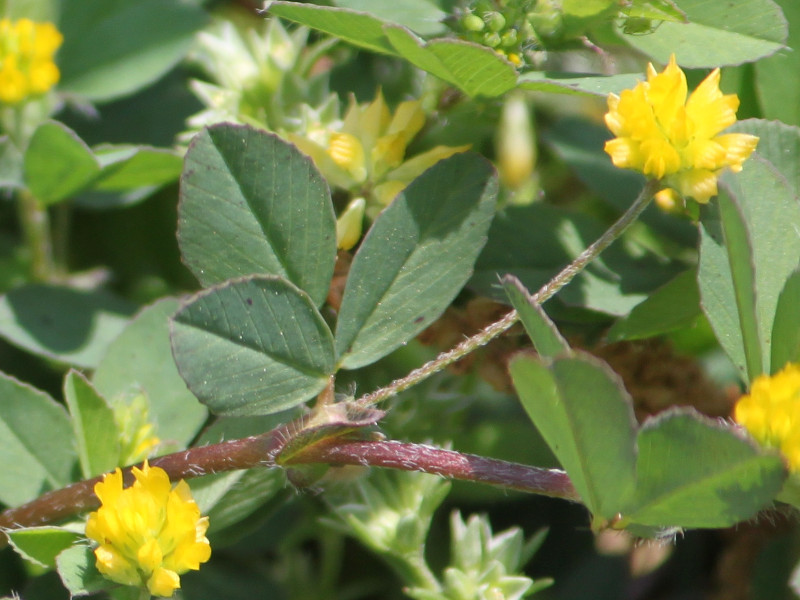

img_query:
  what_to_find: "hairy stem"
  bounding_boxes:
[0,426,576,547]
[356,179,658,407]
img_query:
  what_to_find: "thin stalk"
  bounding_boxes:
[356,179,659,407]
[17,189,56,281]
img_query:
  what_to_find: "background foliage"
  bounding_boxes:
[1,0,800,599]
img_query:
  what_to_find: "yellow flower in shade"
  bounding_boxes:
[86,462,211,597]
[0,18,62,104]
[734,363,800,471]
[114,394,161,466]
[604,54,759,204]
[289,90,470,211]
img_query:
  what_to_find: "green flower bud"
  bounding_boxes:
[484,31,502,47]
[485,11,506,32]
[501,28,518,47]
[462,13,485,31]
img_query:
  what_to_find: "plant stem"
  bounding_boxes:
[0,424,577,548]
[356,179,659,407]
[17,189,56,281]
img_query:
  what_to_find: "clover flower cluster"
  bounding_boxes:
[604,54,758,205]
[735,363,800,472]
[86,462,211,597]
[0,18,62,104]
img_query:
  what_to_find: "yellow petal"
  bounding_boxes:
[715,133,759,172]
[671,169,718,203]
[384,144,471,183]
[148,567,181,597]
[327,132,367,182]
[386,100,425,143]
[94,545,141,586]
[137,538,164,573]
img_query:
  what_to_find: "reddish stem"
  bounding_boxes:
[0,426,577,548]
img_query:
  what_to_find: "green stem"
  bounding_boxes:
[136,587,151,600]
[356,179,659,407]
[50,203,71,278]
[390,552,440,592]
[17,189,56,282]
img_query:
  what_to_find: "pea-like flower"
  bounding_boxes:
[289,90,470,211]
[86,462,211,597]
[0,18,62,104]
[604,54,758,204]
[734,363,800,471]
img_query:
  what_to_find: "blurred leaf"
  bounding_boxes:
[0,135,23,189]
[503,275,570,360]
[509,353,637,521]
[335,153,497,369]
[0,284,135,368]
[606,268,701,342]
[268,2,396,54]
[383,26,517,97]
[0,372,75,506]
[699,155,800,382]
[93,298,207,448]
[333,0,447,36]
[171,276,335,416]
[753,0,800,125]
[75,145,183,209]
[771,270,800,373]
[92,146,182,189]
[64,370,118,479]
[57,0,207,102]
[620,0,787,67]
[626,410,785,528]
[179,125,336,307]
[623,0,686,21]
[0,0,57,20]
[517,72,645,96]
[730,119,800,197]
[55,544,108,598]
[472,203,683,316]
[24,121,99,206]
[268,2,516,97]
[191,468,287,540]
[7,527,80,568]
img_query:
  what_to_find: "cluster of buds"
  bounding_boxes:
[451,0,538,66]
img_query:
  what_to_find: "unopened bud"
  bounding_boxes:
[497,92,536,189]
[336,197,366,250]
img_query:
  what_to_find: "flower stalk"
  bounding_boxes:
[356,178,660,408]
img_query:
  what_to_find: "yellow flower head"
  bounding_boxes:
[86,462,211,597]
[604,54,758,204]
[734,363,800,471]
[0,18,62,104]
